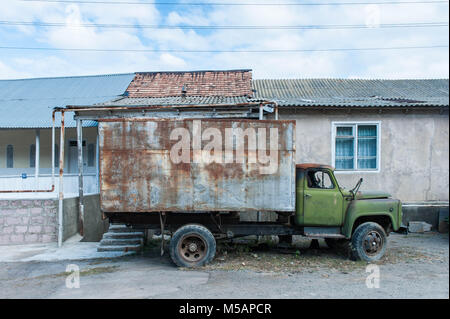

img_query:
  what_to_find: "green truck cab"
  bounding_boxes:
[295,163,402,262]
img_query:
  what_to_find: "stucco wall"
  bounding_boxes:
[276,109,449,203]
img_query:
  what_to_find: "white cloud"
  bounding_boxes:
[159,53,187,68]
[0,1,448,79]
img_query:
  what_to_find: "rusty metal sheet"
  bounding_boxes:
[99,119,295,213]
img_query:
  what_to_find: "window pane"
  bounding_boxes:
[335,137,354,169]
[358,125,376,137]
[30,144,36,168]
[6,145,13,168]
[337,126,353,136]
[88,144,95,167]
[357,125,377,169]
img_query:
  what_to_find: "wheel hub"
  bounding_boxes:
[178,234,207,264]
[188,243,198,252]
[363,231,383,256]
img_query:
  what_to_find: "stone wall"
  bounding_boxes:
[0,199,58,245]
[0,194,107,245]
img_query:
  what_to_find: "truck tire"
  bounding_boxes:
[170,224,216,268]
[350,222,387,262]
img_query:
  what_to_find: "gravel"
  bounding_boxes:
[0,232,447,299]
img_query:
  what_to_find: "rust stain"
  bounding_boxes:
[99,119,295,213]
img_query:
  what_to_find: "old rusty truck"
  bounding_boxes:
[98,118,402,267]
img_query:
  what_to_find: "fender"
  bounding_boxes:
[342,198,401,238]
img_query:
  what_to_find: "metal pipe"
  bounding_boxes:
[77,118,84,236]
[58,111,65,247]
[51,110,55,192]
[65,101,273,112]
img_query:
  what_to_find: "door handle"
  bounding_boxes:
[305,193,312,198]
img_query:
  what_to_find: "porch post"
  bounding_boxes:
[77,118,84,236]
[58,111,65,247]
[35,129,40,190]
[96,131,99,193]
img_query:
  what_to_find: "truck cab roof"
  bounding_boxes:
[296,163,335,171]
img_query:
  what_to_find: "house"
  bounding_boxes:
[0,73,135,195]
[0,73,135,244]
[0,70,448,245]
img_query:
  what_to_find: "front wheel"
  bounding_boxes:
[170,224,216,268]
[350,222,387,262]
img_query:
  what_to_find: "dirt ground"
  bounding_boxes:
[0,232,448,299]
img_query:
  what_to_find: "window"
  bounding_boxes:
[333,123,379,171]
[88,143,95,167]
[30,144,36,168]
[306,170,334,189]
[6,145,13,168]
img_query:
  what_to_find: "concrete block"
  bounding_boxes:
[3,226,14,234]
[6,217,21,225]
[15,226,28,233]
[42,234,56,243]
[29,226,42,234]
[10,234,24,243]
[24,234,38,242]
[30,207,43,215]
[31,216,45,225]
[408,221,433,233]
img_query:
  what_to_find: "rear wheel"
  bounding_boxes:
[170,224,216,268]
[350,222,387,262]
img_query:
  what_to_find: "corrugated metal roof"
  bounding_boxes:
[94,95,251,107]
[91,78,448,109]
[252,79,449,107]
[0,73,135,128]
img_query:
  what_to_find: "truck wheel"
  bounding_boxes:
[170,224,216,268]
[350,222,387,262]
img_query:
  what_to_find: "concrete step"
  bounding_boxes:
[108,224,145,234]
[100,238,143,246]
[97,244,142,252]
[103,232,145,239]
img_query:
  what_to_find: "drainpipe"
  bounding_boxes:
[58,111,65,247]
[77,119,84,236]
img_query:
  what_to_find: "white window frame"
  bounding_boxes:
[331,121,381,173]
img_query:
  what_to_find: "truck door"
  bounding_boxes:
[303,169,344,226]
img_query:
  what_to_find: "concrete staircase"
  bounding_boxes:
[97,224,145,252]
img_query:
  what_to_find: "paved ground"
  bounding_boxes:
[0,232,448,299]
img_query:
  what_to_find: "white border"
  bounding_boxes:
[331,121,381,173]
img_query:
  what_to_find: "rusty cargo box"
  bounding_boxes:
[99,119,296,213]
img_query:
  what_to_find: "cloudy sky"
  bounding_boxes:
[0,0,448,79]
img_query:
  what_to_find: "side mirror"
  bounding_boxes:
[350,178,363,199]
